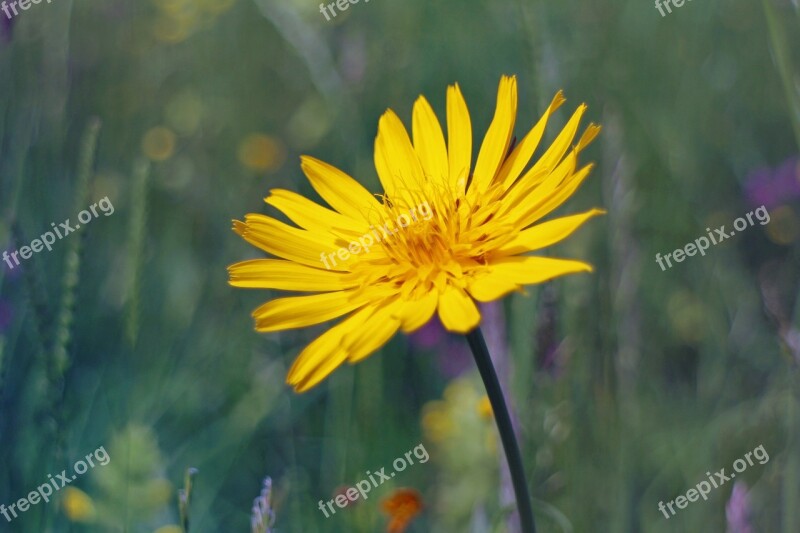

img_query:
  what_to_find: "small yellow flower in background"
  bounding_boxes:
[62,487,96,522]
[229,75,603,392]
[420,377,500,528]
[238,134,286,172]
[382,488,423,533]
[142,127,176,161]
[477,395,493,419]
[421,400,455,443]
[422,377,497,454]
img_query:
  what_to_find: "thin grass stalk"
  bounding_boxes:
[51,117,100,375]
[38,118,99,530]
[125,158,150,347]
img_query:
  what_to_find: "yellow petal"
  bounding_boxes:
[412,95,449,187]
[374,109,427,209]
[496,91,566,190]
[497,208,606,255]
[393,290,439,333]
[497,151,577,225]
[345,299,403,363]
[300,155,382,221]
[516,163,595,229]
[234,214,345,269]
[446,83,472,194]
[576,123,602,151]
[437,285,481,333]
[288,306,373,391]
[467,274,521,302]
[265,189,369,238]
[470,75,517,195]
[528,103,586,177]
[252,290,366,332]
[479,256,593,287]
[227,259,358,291]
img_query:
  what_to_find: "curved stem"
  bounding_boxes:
[466,328,536,533]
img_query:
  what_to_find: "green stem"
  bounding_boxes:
[466,328,536,533]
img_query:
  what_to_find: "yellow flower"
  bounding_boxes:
[62,487,96,522]
[421,400,454,443]
[229,76,603,392]
[477,395,493,419]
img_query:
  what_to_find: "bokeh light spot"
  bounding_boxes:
[238,134,286,172]
[142,127,177,161]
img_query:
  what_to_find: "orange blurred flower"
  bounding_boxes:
[382,488,423,533]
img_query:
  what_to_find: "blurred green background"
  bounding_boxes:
[1,0,799,531]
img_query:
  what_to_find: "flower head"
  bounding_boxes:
[382,488,423,533]
[229,75,603,392]
[62,487,96,522]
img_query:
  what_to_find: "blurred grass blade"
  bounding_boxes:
[12,223,51,360]
[762,0,800,151]
[125,158,150,347]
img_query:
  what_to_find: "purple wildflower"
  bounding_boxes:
[725,481,752,533]
[745,156,800,209]
[409,320,445,349]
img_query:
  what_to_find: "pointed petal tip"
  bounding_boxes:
[550,90,567,111]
